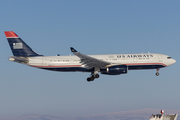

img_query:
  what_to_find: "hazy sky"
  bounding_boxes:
[0,0,180,119]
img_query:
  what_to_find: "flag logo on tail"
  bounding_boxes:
[13,43,23,49]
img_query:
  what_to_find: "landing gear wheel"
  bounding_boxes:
[90,76,95,81]
[87,76,95,82]
[95,74,99,78]
[87,77,91,82]
[156,72,159,76]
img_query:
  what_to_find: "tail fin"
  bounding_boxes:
[4,31,43,57]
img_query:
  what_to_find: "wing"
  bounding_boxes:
[70,47,112,69]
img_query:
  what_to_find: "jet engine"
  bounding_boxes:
[100,65,128,75]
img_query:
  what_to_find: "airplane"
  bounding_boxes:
[5,31,176,82]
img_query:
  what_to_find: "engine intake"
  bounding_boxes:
[101,65,128,75]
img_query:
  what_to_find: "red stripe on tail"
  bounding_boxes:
[4,31,19,38]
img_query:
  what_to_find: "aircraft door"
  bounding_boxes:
[158,55,163,62]
[42,58,47,66]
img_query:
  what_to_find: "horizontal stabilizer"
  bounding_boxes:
[9,56,29,63]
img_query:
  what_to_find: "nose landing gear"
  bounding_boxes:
[156,69,159,76]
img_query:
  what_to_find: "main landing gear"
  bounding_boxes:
[156,69,159,76]
[87,74,99,82]
[87,67,100,82]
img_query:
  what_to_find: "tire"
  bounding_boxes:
[87,78,91,82]
[156,72,159,76]
[90,76,95,81]
[95,74,99,78]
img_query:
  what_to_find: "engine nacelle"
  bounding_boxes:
[101,65,128,75]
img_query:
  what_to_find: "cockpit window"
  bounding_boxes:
[167,57,172,59]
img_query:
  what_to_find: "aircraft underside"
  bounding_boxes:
[38,64,165,72]
[35,64,165,82]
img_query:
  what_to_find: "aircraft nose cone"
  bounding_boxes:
[172,59,176,64]
[166,58,176,66]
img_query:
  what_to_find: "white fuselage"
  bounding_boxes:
[25,53,176,72]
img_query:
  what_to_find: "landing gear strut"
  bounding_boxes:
[156,69,159,76]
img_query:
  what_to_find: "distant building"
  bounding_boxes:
[150,110,178,120]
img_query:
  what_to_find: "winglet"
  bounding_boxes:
[70,47,78,52]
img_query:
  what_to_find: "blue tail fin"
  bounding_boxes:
[5,31,43,57]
